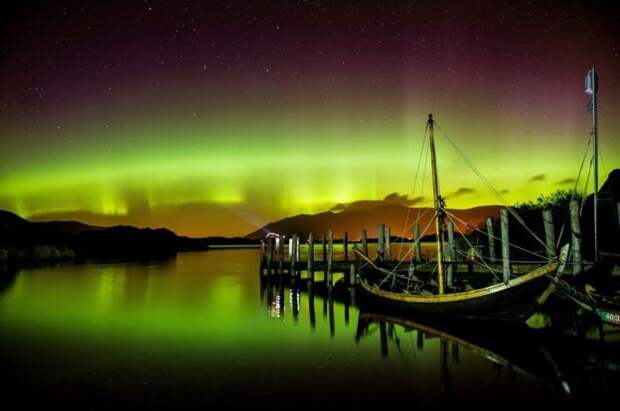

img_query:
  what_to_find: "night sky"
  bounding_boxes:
[1,1,619,236]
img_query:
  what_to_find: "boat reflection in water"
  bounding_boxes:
[356,309,559,400]
[260,276,619,404]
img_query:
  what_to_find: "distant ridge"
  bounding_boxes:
[33,220,105,235]
[0,210,256,263]
[246,203,502,240]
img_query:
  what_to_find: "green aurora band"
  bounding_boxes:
[1,2,618,236]
[1,96,617,236]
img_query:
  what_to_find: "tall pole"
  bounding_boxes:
[592,65,598,263]
[428,114,445,295]
[586,65,599,263]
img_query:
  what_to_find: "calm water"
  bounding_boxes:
[0,249,616,407]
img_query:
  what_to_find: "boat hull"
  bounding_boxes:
[358,262,558,321]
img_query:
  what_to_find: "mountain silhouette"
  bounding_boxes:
[0,211,214,262]
[246,203,501,240]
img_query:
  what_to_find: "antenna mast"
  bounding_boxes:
[585,65,598,262]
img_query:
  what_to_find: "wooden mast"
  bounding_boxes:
[428,114,445,294]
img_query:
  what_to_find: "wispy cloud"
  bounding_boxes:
[557,178,576,185]
[446,187,476,199]
[384,192,425,206]
[528,174,546,182]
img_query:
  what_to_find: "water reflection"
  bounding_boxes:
[0,265,19,295]
[0,250,617,406]
[260,271,620,403]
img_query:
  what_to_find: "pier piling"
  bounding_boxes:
[259,239,266,273]
[447,221,456,287]
[542,209,556,260]
[377,224,385,261]
[267,237,274,268]
[307,232,315,281]
[275,236,282,273]
[385,226,391,261]
[500,209,510,285]
[361,229,368,256]
[295,235,300,263]
[344,231,349,262]
[486,217,496,263]
[327,230,334,287]
[414,223,422,263]
[290,234,298,277]
[569,200,582,275]
[288,237,293,262]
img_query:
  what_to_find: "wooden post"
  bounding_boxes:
[327,230,334,286]
[385,226,391,261]
[343,231,349,262]
[267,237,274,270]
[542,209,556,260]
[407,263,415,290]
[322,234,327,262]
[275,236,282,273]
[447,221,456,287]
[414,223,422,263]
[361,229,368,256]
[377,224,385,261]
[296,236,301,274]
[486,217,496,263]
[570,199,582,275]
[259,239,266,274]
[500,209,510,284]
[288,237,293,262]
[307,232,315,281]
[349,263,356,286]
[290,234,298,277]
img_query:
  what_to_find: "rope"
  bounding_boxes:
[580,156,593,215]
[380,211,438,287]
[556,135,591,249]
[433,122,553,256]
[397,123,429,260]
[444,212,502,281]
[444,209,550,261]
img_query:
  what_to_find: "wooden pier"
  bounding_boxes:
[258,200,616,287]
[258,224,499,289]
[259,229,361,287]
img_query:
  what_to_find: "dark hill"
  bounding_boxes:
[581,169,620,259]
[246,203,502,240]
[0,210,73,247]
[0,211,215,262]
[34,220,105,235]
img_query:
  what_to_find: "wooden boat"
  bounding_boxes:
[355,114,569,322]
[357,258,559,320]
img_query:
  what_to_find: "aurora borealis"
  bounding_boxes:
[1,1,619,236]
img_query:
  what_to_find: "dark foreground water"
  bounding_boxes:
[0,249,617,408]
